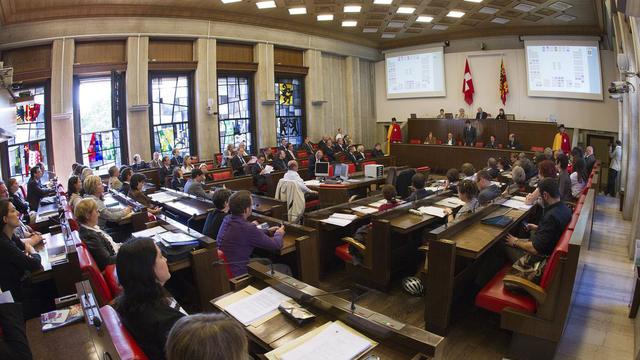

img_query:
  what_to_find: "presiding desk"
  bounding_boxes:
[424,200,534,335]
[213,262,443,359]
[391,143,535,174]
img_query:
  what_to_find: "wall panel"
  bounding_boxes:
[1,45,52,82]
[321,53,347,139]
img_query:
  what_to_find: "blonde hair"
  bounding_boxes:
[74,198,97,224]
[166,313,247,360]
[81,167,94,181]
[83,175,103,196]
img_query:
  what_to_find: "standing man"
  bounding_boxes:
[606,140,622,197]
[386,117,402,153]
[462,120,477,147]
[552,124,571,155]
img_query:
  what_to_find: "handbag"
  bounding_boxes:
[503,253,548,292]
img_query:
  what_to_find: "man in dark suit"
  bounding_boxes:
[406,173,434,201]
[272,150,288,171]
[485,135,499,149]
[302,137,315,155]
[322,139,336,162]
[475,107,488,120]
[309,150,323,177]
[278,138,288,152]
[250,155,268,191]
[462,120,477,147]
[158,155,172,186]
[585,146,596,174]
[131,154,148,171]
[231,151,247,176]
[507,133,521,150]
[334,138,347,153]
[346,145,359,164]
[285,143,296,162]
[170,148,183,167]
[26,167,54,210]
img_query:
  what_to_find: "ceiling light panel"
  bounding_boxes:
[374,0,393,4]
[256,0,276,9]
[342,20,358,26]
[447,10,465,18]
[363,27,378,32]
[416,15,434,23]
[387,21,405,28]
[513,3,536,12]
[555,14,576,21]
[397,6,415,14]
[344,5,362,13]
[288,7,306,14]
[221,0,241,3]
[479,6,499,14]
[381,33,396,38]
[491,17,510,24]
[317,14,334,21]
[432,24,449,30]
[548,1,572,11]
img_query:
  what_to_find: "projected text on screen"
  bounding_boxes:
[385,48,446,99]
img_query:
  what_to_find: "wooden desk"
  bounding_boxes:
[213,262,443,359]
[31,230,83,300]
[391,143,535,175]
[27,313,96,360]
[424,202,533,335]
[35,199,60,228]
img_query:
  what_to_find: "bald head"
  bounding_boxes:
[585,146,594,156]
[288,160,298,171]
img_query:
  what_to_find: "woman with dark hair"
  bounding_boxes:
[119,167,134,195]
[570,157,588,198]
[378,185,399,211]
[445,168,460,194]
[525,160,558,205]
[115,237,185,360]
[67,175,83,209]
[128,174,161,215]
[0,200,43,316]
[497,158,511,172]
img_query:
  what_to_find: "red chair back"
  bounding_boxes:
[217,249,233,279]
[77,245,114,304]
[475,142,484,148]
[328,165,335,177]
[215,153,223,165]
[213,170,233,181]
[99,306,149,360]
[301,159,309,168]
[539,229,573,289]
[530,146,544,152]
[347,163,356,174]
[409,139,421,144]
[297,150,307,158]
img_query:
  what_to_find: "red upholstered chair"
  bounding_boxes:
[217,249,233,279]
[409,139,422,144]
[99,305,149,360]
[530,146,545,152]
[213,170,233,181]
[297,150,307,159]
[361,161,376,168]
[191,156,199,162]
[436,140,443,145]
[335,243,352,263]
[206,164,215,171]
[103,265,122,298]
[19,185,27,199]
[328,165,335,178]
[457,141,463,146]
[300,159,309,168]
[498,144,503,149]
[76,245,114,305]
[347,163,356,174]
[215,153,223,165]
[270,147,279,154]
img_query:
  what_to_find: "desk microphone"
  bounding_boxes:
[186,214,196,234]
[212,257,275,276]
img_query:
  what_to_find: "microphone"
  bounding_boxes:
[299,288,357,313]
[186,214,196,234]
[212,257,275,276]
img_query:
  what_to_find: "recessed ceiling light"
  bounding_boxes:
[363,27,378,33]
[555,14,576,22]
[374,0,393,4]
[317,14,334,21]
[447,10,465,18]
[397,6,415,14]
[288,7,306,14]
[342,20,358,27]
[382,33,396,38]
[479,6,499,14]
[387,21,405,28]
[464,0,483,3]
[514,3,536,12]
[416,15,434,23]
[549,1,572,11]
[256,0,276,9]
[221,0,241,4]
[491,17,510,24]
[432,24,449,30]
[344,5,362,13]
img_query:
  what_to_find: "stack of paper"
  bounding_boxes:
[351,206,378,215]
[425,186,444,192]
[417,206,448,218]
[132,226,168,238]
[158,231,199,247]
[149,191,182,203]
[436,197,466,207]
[501,199,532,211]
[368,199,387,208]
[263,165,274,174]
[265,321,377,360]
[320,213,358,227]
[103,196,120,208]
[304,180,321,187]
[224,287,291,326]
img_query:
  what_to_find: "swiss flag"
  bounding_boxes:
[462,59,474,105]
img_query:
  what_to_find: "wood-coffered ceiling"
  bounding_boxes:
[0,0,603,49]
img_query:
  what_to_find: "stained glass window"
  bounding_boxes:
[77,77,123,169]
[8,85,49,183]
[150,74,193,158]
[217,74,253,154]
[274,77,304,146]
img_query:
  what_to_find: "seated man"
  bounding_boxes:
[130,154,148,171]
[250,155,269,192]
[230,150,247,176]
[406,173,433,201]
[26,167,55,210]
[476,170,501,205]
[283,160,318,201]
[346,145,359,164]
[149,151,162,168]
[184,169,213,200]
[445,132,455,146]
[322,139,336,162]
[485,135,498,149]
[371,143,385,157]
[285,143,297,162]
[302,136,315,155]
[507,133,521,150]
[170,148,183,167]
[485,157,500,179]
[217,190,286,277]
[202,188,232,240]
[272,150,288,171]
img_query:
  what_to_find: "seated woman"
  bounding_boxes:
[497,158,511,172]
[115,237,185,360]
[166,313,247,360]
[0,199,43,317]
[423,131,437,144]
[445,168,460,194]
[83,175,132,228]
[202,189,232,240]
[6,178,34,224]
[75,198,120,271]
[378,185,399,212]
[128,174,161,215]
[171,168,186,191]
[524,160,557,205]
[445,180,479,221]
[181,156,194,174]
[570,157,588,199]
[80,167,94,183]
[67,175,83,210]
[108,166,123,191]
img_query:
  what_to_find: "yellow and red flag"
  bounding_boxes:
[499,59,509,105]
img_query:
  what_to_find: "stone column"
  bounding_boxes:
[50,38,75,186]
[304,49,324,141]
[194,38,218,159]
[253,43,275,150]
[345,56,362,143]
[125,36,150,162]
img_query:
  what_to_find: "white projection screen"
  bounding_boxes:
[385,47,446,99]
[525,39,603,100]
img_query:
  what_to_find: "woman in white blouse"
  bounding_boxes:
[181,156,194,173]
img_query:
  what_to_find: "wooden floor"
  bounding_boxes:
[320,194,636,359]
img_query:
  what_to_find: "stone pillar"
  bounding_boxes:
[304,49,324,141]
[627,17,640,258]
[50,38,75,186]
[253,43,275,150]
[345,56,362,143]
[125,36,150,162]
[194,38,218,159]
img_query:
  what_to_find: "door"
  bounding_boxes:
[587,134,614,192]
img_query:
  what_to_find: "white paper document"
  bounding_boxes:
[132,226,168,238]
[224,287,290,326]
[351,206,378,215]
[263,165,274,174]
[331,213,358,221]
[0,291,14,304]
[149,192,182,203]
[417,206,447,218]
[512,196,527,202]
[320,217,353,227]
[436,197,465,207]
[159,231,197,244]
[304,180,321,187]
[501,199,533,211]
[425,186,443,192]
[368,199,387,208]
[280,321,374,360]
